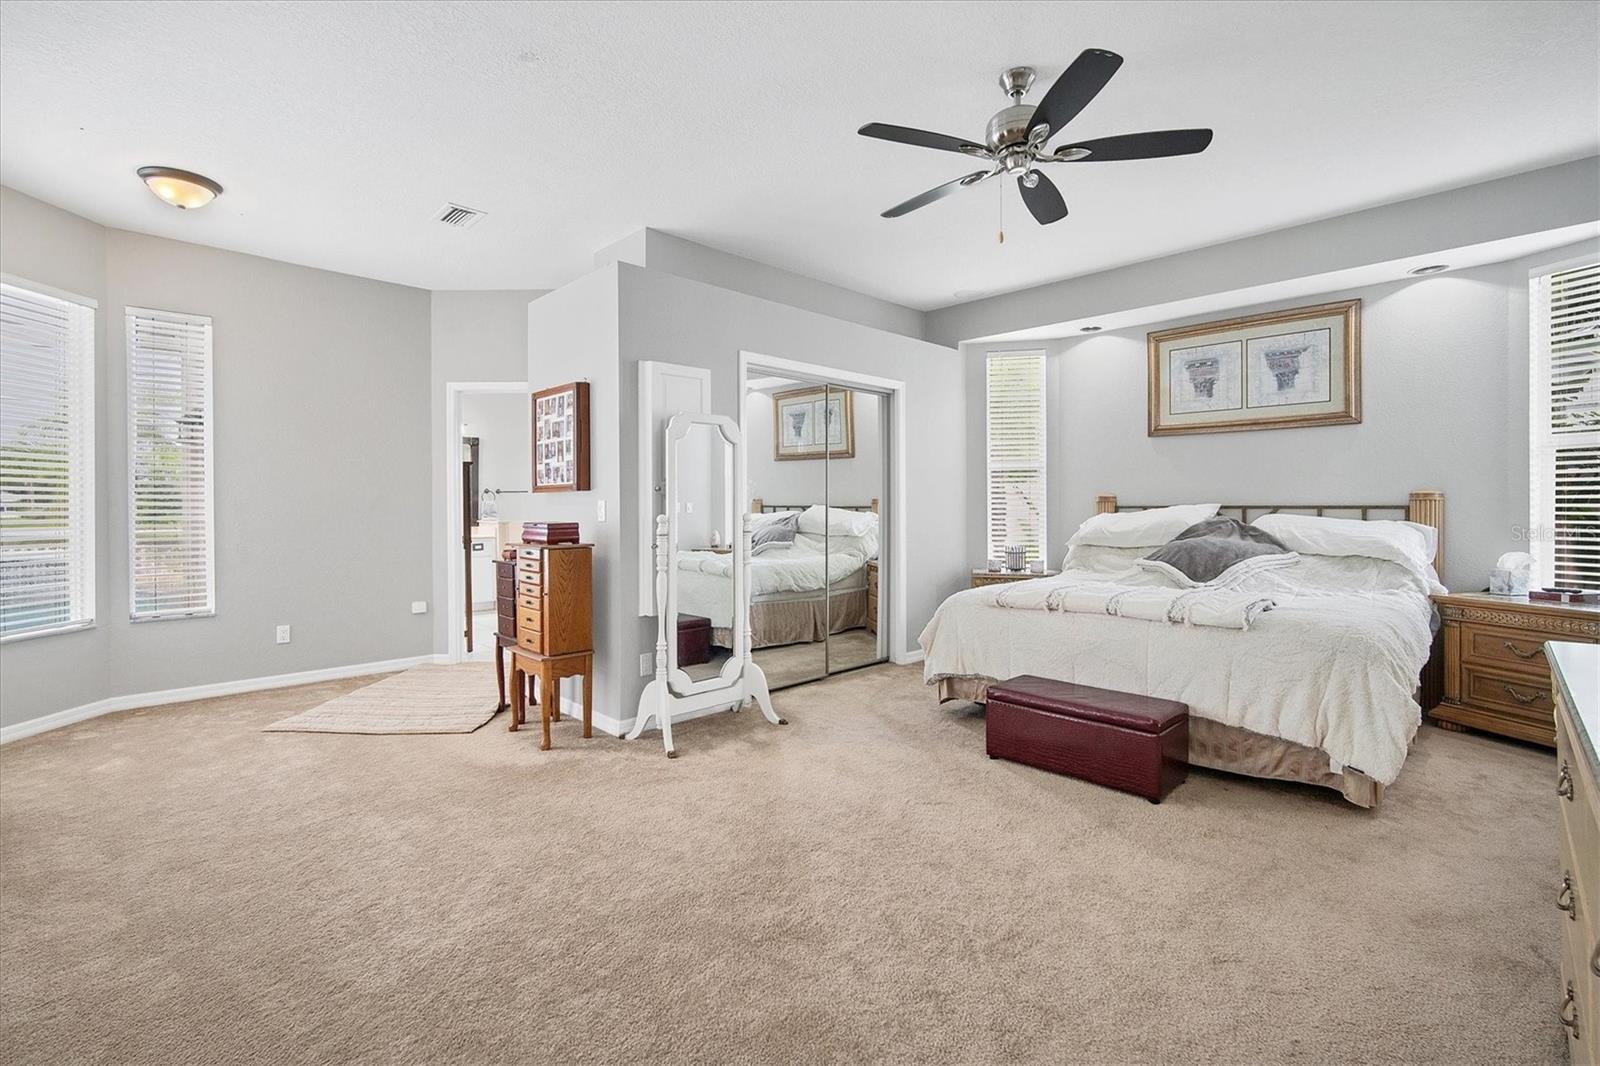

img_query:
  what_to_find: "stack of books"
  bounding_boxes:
[523,521,580,545]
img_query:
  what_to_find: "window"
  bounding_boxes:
[0,279,96,639]
[127,307,214,619]
[986,350,1047,564]
[1530,261,1600,589]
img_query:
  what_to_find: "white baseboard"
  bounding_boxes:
[892,648,925,666]
[0,654,449,745]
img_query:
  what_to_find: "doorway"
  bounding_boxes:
[444,382,529,664]
[740,359,895,690]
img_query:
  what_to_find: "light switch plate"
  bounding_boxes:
[597,498,607,523]
[275,625,291,645]
[411,601,427,614]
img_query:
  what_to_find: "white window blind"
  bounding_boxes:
[128,307,214,619]
[1530,261,1600,589]
[0,280,96,639]
[986,351,1047,563]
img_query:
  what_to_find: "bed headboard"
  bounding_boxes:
[1094,490,1445,575]
[751,497,879,515]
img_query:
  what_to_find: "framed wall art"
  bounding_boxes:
[531,381,590,491]
[772,385,855,460]
[1147,299,1361,435]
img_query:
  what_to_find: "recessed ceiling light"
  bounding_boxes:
[1080,325,1102,332]
[1408,264,1450,276]
[137,166,222,210]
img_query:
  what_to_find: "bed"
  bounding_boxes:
[676,499,879,649]
[920,491,1447,808]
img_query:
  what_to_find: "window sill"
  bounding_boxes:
[129,610,216,623]
[0,619,96,645]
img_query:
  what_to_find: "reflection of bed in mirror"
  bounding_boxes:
[674,498,878,650]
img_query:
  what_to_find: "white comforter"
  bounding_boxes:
[676,535,871,628]
[920,550,1438,786]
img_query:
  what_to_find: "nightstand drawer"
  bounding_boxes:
[1462,663,1553,720]
[1461,622,1552,675]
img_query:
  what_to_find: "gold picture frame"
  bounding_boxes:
[1147,299,1361,436]
[772,386,855,461]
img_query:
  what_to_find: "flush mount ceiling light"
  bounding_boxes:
[1408,264,1450,276]
[137,166,222,209]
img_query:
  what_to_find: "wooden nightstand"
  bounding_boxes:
[1431,591,1600,746]
[866,560,878,635]
[972,568,1059,588]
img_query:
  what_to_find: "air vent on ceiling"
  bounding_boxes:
[434,202,486,229]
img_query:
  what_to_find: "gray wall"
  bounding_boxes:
[428,289,545,652]
[1,186,435,728]
[611,262,965,722]
[965,240,1600,592]
[596,228,927,340]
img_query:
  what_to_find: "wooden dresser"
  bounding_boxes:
[866,560,878,635]
[509,543,595,750]
[1430,592,1600,746]
[1550,642,1599,1062]
[516,543,593,657]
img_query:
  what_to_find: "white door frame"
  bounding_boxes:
[736,351,912,666]
[444,380,529,664]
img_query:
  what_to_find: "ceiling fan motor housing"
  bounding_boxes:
[985,103,1038,154]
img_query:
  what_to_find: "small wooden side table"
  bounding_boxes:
[972,568,1059,589]
[510,648,593,751]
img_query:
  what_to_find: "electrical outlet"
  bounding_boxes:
[411,601,427,614]
[275,625,291,645]
[596,498,606,522]
[639,652,653,677]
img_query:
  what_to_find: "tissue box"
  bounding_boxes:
[1489,568,1530,596]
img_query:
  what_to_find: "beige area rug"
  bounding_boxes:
[0,664,1566,1064]
[262,662,498,734]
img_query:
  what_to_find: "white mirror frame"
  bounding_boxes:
[627,412,781,757]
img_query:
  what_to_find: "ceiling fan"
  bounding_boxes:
[859,50,1213,225]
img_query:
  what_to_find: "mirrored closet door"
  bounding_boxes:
[745,375,887,690]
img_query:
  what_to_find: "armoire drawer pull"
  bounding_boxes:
[1559,762,1575,800]
[1560,982,1580,1039]
[1558,874,1578,920]
[1501,639,1542,660]
[1501,682,1545,705]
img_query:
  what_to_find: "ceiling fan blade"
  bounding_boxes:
[858,122,989,157]
[881,169,995,218]
[1018,171,1067,225]
[1052,129,1214,162]
[1027,49,1123,143]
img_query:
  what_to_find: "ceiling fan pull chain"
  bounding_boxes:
[997,178,1005,244]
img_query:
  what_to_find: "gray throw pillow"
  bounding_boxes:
[751,511,799,551]
[1141,517,1290,584]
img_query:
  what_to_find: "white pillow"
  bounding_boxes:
[798,504,878,538]
[1251,513,1435,572]
[1066,504,1220,549]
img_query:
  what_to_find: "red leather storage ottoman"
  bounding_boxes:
[985,675,1189,803]
[677,614,712,667]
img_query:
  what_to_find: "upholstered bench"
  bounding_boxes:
[985,675,1189,803]
[676,614,712,667]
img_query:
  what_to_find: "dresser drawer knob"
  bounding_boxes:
[1559,762,1575,801]
[1558,873,1578,921]
[1501,639,1542,660]
[1501,682,1545,705]
[1560,982,1581,1040]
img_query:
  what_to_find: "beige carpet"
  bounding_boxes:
[0,665,1566,1064]
[262,663,499,734]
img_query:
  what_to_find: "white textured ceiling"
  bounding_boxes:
[2,1,1596,310]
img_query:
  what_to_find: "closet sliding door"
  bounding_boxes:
[823,385,885,676]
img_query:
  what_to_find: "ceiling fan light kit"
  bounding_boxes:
[859,49,1213,227]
